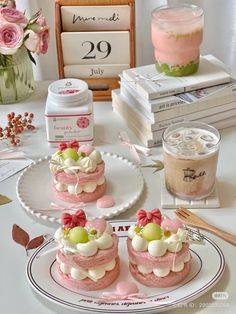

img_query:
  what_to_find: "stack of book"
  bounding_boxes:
[112,55,236,147]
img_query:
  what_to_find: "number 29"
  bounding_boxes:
[82,40,112,60]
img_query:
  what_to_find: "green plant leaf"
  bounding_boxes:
[28,9,42,25]
[27,50,36,65]
[23,33,30,42]
[142,159,164,173]
[0,194,12,205]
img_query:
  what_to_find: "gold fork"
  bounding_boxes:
[175,207,236,246]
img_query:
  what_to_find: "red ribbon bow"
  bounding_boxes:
[61,209,86,229]
[59,140,79,151]
[137,208,162,226]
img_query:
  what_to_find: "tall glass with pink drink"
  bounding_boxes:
[151,4,204,76]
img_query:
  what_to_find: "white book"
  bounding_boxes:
[114,89,236,131]
[120,114,236,148]
[120,80,236,123]
[122,55,231,100]
[120,76,184,113]
[112,90,236,147]
[120,76,236,114]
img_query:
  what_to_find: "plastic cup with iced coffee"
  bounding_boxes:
[162,122,220,200]
[151,4,204,76]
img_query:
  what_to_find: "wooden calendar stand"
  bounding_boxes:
[55,0,136,101]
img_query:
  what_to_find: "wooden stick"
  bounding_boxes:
[55,2,65,78]
[56,0,131,6]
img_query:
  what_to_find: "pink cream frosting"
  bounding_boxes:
[127,239,189,269]
[129,260,191,288]
[57,234,119,269]
[54,161,105,185]
[56,257,120,291]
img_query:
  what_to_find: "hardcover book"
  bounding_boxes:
[120,77,236,116]
[119,83,236,125]
[114,89,236,132]
[112,90,236,147]
[122,55,231,100]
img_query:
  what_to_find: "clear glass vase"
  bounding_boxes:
[0,47,35,104]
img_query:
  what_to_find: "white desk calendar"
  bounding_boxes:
[55,0,136,101]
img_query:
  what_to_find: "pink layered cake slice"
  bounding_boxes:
[54,210,120,291]
[127,209,191,288]
[50,140,106,203]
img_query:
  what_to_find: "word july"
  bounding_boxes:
[90,68,104,77]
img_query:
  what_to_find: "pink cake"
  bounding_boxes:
[50,140,106,203]
[54,210,120,291]
[127,209,191,288]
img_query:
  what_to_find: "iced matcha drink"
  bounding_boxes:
[151,5,204,76]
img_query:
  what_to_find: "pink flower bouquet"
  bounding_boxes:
[0,5,49,103]
[0,7,49,58]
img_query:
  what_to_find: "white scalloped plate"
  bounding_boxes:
[16,152,144,224]
[26,221,225,314]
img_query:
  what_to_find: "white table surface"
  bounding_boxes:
[0,81,235,314]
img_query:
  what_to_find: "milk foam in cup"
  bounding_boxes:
[162,121,220,200]
[151,4,204,76]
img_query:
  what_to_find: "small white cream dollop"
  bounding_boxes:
[61,239,78,253]
[60,262,70,274]
[137,264,153,274]
[50,153,64,174]
[89,150,102,164]
[64,158,77,174]
[79,157,97,173]
[96,232,113,250]
[132,235,148,252]
[97,176,105,186]
[70,267,87,280]
[67,184,83,195]
[88,267,106,280]
[177,228,189,242]
[83,182,97,193]
[166,234,183,253]
[54,228,64,241]
[128,225,137,239]
[183,252,191,263]
[148,240,168,257]
[76,241,98,257]
[153,267,170,277]
[104,222,113,235]
[55,182,67,192]
[171,261,184,272]
[105,259,116,271]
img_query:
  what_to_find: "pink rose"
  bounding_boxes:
[35,13,47,28]
[24,26,49,54]
[0,21,23,55]
[26,11,47,33]
[37,26,49,54]
[24,29,40,53]
[0,7,28,28]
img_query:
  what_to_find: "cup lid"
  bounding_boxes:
[48,78,88,103]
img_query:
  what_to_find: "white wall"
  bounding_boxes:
[17,0,236,79]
